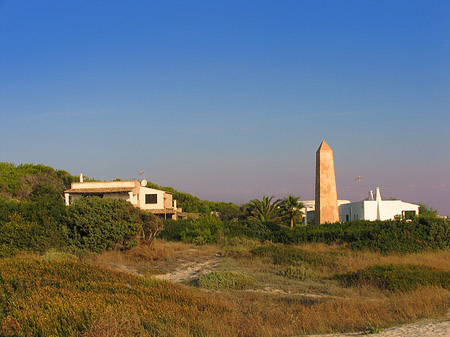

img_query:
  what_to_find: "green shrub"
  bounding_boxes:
[197,271,255,290]
[277,265,315,280]
[272,217,450,253]
[65,197,160,252]
[335,264,450,292]
[224,237,260,258]
[251,245,334,267]
[0,213,57,257]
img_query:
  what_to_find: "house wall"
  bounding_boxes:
[138,187,173,210]
[378,201,419,220]
[339,201,365,221]
[339,200,419,221]
[363,201,378,220]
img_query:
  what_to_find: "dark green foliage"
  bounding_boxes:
[65,197,161,252]
[280,195,304,228]
[270,217,450,253]
[0,162,76,202]
[0,214,47,257]
[197,271,255,290]
[419,204,439,217]
[250,245,334,267]
[160,217,277,244]
[247,196,283,223]
[161,216,450,254]
[0,163,76,255]
[0,200,69,257]
[336,264,450,292]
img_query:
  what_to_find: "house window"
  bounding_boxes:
[403,210,416,220]
[145,194,157,204]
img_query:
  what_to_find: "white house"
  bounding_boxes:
[338,187,419,221]
[301,187,419,223]
[64,177,182,219]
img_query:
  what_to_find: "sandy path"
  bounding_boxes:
[306,320,450,337]
[152,258,221,282]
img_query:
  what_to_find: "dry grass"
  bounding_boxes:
[2,241,450,336]
[299,242,450,275]
[86,239,221,275]
[215,287,450,336]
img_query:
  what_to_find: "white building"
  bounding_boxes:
[301,187,419,223]
[64,177,182,219]
[338,187,419,222]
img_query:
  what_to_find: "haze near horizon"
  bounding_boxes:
[1,1,449,215]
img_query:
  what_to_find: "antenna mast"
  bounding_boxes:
[139,170,146,181]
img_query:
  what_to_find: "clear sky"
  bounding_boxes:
[1,1,449,215]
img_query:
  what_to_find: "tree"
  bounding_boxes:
[65,197,162,252]
[419,204,439,218]
[247,196,282,223]
[280,195,304,228]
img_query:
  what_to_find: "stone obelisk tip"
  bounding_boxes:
[317,140,332,152]
[315,141,339,225]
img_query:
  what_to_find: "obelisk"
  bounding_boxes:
[315,141,339,225]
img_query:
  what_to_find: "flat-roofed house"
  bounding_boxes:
[64,179,181,219]
[338,187,419,222]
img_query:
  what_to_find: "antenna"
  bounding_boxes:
[356,175,363,201]
[139,170,146,180]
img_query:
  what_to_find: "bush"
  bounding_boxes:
[0,213,59,257]
[160,217,277,244]
[65,197,161,252]
[197,271,255,290]
[272,217,450,253]
[251,245,334,267]
[277,265,315,280]
[224,237,260,258]
[336,264,450,292]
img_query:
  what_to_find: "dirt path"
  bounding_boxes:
[152,257,221,282]
[306,319,450,337]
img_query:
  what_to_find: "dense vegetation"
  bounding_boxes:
[0,163,161,256]
[66,197,162,252]
[162,215,450,253]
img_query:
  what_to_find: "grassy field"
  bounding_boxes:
[1,240,449,336]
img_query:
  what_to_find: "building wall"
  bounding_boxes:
[138,187,173,210]
[339,200,419,221]
[377,201,419,220]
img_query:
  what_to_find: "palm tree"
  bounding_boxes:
[248,196,283,223]
[281,195,304,228]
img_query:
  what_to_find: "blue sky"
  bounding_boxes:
[1,1,449,214]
